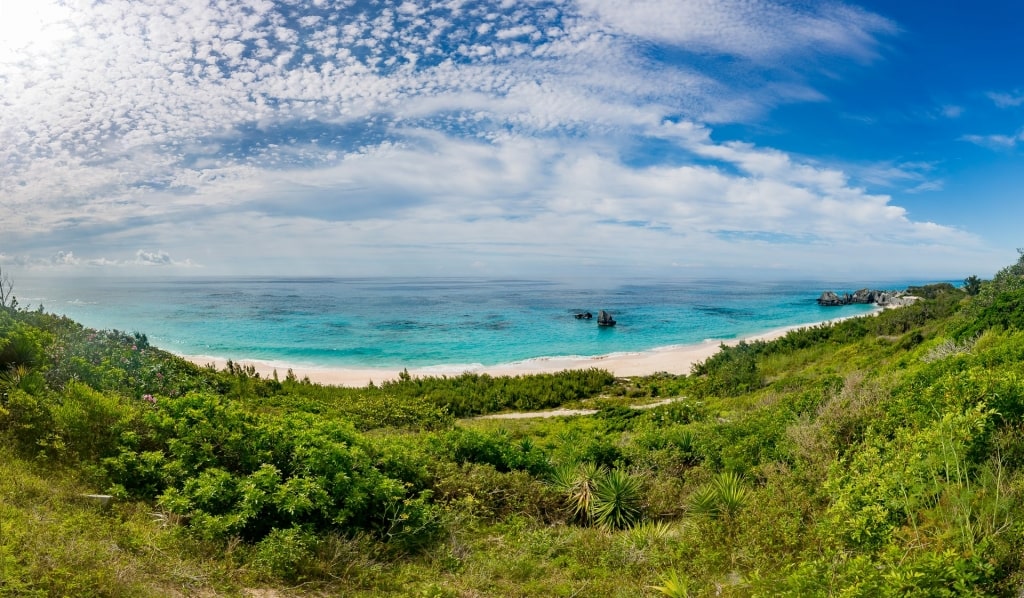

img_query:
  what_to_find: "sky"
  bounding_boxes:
[1,0,1021,281]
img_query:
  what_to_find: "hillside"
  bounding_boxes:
[2,256,1024,596]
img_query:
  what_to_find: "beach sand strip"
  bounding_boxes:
[183,311,876,388]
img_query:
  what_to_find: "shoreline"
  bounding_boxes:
[181,308,880,387]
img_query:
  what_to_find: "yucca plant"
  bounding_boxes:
[550,461,606,523]
[713,471,748,520]
[687,484,720,517]
[628,520,673,546]
[592,469,643,530]
[649,570,690,597]
[0,364,30,391]
[688,471,750,567]
[674,429,697,461]
[687,471,748,520]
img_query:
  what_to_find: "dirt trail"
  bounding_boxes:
[475,397,678,420]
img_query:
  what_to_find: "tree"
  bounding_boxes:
[1013,248,1024,277]
[0,266,13,308]
[964,275,982,296]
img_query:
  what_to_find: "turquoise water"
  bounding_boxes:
[16,276,896,369]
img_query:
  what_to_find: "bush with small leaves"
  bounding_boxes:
[253,526,317,581]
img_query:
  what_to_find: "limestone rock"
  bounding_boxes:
[817,291,846,306]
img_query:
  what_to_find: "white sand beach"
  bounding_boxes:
[184,310,877,387]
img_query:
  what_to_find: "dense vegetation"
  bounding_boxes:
[2,256,1024,596]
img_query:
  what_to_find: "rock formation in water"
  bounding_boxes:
[817,288,920,307]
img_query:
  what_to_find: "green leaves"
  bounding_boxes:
[688,471,748,521]
[550,462,643,529]
[592,469,643,530]
[378,368,615,417]
[649,570,691,598]
[550,462,605,523]
[691,340,762,397]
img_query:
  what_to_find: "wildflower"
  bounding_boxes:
[143,394,156,404]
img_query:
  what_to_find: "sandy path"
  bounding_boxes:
[476,397,678,420]
[183,310,876,388]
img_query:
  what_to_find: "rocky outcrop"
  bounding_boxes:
[850,288,879,304]
[597,310,616,326]
[817,288,919,307]
[876,293,920,307]
[816,291,847,306]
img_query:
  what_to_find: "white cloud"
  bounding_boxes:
[52,251,80,266]
[87,123,972,277]
[843,160,943,194]
[988,91,1024,108]
[962,132,1023,149]
[941,105,964,118]
[0,247,198,271]
[0,0,993,279]
[134,250,173,265]
[906,180,944,194]
[574,0,896,61]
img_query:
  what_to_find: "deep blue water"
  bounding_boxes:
[15,276,904,369]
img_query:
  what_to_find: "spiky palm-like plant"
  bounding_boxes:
[649,570,690,598]
[688,471,749,566]
[550,462,606,523]
[687,471,748,520]
[0,364,30,392]
[712,471,748,520]
[592,469,643,530]
[628,520,673,546]
[687,484,720,517]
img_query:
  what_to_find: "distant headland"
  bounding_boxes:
[816,287,923,308]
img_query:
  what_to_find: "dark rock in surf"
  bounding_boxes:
[850,288,878,304]
[597,310,616,326]
[816,291,846,306]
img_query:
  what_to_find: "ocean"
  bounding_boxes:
[14,276,900,370]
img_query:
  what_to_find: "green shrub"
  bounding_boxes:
[693,408,790,473]
[757,545,996,596]
[50,382,133,461]
[823,405,993,552]
[691,341,762,397]
[379,368,615,417]
[0,321,52,370]
[956,287,1024,340]
[432,461,562,521]
[431,427,551,476]
[252,526,317,581]
[641,399,707,426]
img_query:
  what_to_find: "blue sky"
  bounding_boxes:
[0,0,1020,280]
